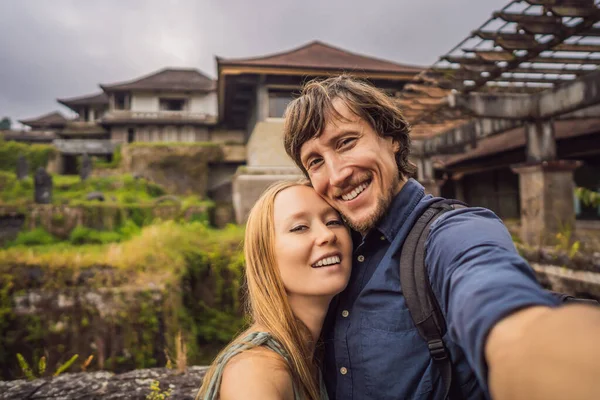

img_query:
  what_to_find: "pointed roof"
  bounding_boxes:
[19,111,68,128]
[100,68,216,92]
[217,41,423,75]
[57,92,108,109]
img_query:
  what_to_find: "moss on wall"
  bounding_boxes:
[0,222,245,380]
[120,144,225,196]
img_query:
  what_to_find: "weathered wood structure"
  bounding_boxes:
[400,0,600,245]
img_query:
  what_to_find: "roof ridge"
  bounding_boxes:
[101,67,214,90]
[217,40,424,71]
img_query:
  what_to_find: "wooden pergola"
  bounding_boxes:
[397,0,600,155]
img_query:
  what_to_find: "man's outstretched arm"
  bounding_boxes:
[486,304,600,400]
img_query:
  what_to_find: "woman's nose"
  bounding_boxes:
[316,223,337,245]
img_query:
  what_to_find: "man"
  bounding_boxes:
[282,75,600,400]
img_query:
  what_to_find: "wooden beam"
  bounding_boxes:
[492,76,576,84]
[474,31,540,50]
[530,55,600,64]
[553,43,600,52]
[449,69,600,120]
[463,50,515,62]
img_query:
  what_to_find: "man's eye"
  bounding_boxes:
[339,137,356,148]
[307,158,322,169]
[290,225,308,232]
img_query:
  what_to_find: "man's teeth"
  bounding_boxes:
[341,182,368,201]
[313,255,341,268]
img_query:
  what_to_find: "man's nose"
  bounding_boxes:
[326,159,352,188]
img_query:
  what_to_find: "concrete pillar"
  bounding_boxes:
[525,120,556,162]
[511,160,580,247]
[416,157,441,196]
[453,176,466,203]
[256,76,269,122]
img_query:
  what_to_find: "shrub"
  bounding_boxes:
[0,141,56,172]
[10,228,58,246]
[68,226,123,245]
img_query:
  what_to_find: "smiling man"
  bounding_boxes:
[283,75,600,400]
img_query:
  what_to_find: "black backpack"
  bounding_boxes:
[399,199,599,399]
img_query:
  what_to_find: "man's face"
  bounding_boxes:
[299,99,403,235]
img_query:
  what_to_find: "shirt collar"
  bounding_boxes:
[376,178,425,242]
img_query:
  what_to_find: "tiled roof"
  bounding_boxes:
[57,92,108,107]
[101,68,216,92]
[217,41,423,75]
[19,111,68,128]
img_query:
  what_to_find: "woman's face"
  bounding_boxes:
[273,185,352,300]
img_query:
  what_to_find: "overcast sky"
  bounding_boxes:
[0,0,509,126]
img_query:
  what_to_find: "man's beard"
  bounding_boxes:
[341,174,400,235]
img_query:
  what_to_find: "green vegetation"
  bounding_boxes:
[146,380,173,400]
[16,353,78,380]
[576,187,600,208]
[0,221,246,379]
[0,139,56,172]
[93,145,122,169]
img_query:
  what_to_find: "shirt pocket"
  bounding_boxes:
[359,309,433,399]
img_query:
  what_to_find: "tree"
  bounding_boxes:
[0,117,11,130]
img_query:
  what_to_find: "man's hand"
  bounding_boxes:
[486,304,600,400]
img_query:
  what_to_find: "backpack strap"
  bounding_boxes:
[399,199,467,400]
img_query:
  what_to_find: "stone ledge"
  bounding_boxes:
[0,366,208,400]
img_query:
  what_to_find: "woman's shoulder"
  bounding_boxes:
[220,346,294,400]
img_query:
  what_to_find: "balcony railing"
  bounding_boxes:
[102,110,216,124]
[53,139,115,155]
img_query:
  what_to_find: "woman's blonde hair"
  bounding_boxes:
[197,180,321,400]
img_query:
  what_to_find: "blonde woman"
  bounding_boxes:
[196,181,352,400]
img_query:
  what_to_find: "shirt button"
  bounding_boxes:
[357,255,365,262]
[342,310,349,318]
[340,367,348,375]
[380,236,385,241]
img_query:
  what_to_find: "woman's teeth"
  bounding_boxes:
[312,255,341,268]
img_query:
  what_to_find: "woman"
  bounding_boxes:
[196,180,352,400]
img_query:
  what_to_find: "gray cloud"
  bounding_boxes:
[0,0,508,126]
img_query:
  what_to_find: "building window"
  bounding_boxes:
[268,90,297,118]
[127,128,135,143]
[115,93,130,110]
[159,98,186,111]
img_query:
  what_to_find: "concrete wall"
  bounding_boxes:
[210,129,245,144]
[190,92,217,116]
[246,120,297,167]
[130,93,158,112]
[232,167,303,223]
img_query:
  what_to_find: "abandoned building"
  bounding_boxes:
[6,0,600,249]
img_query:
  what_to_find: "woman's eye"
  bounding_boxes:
[290,225,308,232]
[326,219,343,227]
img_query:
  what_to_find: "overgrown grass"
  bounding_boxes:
[0,221,244,280]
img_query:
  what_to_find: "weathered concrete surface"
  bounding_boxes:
[512,160,579,247]
[120,145,223,196]
[0,367,208,400]
[533,263,600,301]
[232,167,303,224]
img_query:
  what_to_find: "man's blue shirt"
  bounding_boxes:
[322,178,559,399]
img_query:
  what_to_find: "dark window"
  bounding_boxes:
[127,128,135,143]
[159,98,186,111]
[268,90,298,118]
[115,93,129,110]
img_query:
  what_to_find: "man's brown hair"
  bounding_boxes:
[283,75,416,178]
